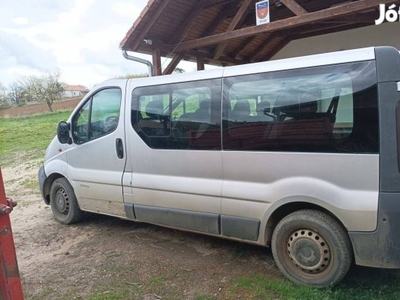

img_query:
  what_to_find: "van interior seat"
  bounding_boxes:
[257,99,271,115]
[229,99,251,122]
[139,100,167,136]
[173,99,212,142]
[193,99,211,122]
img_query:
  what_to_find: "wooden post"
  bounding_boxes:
[197,56,205,71]
[152,48,162,76]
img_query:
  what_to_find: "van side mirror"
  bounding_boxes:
[57,121,72,144]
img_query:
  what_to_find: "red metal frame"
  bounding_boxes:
[0,168,24,300]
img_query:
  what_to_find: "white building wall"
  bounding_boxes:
[61,91,82,98]
[273,22,400,60]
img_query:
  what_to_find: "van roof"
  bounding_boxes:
[100,46,380,88]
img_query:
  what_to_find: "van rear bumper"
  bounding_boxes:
[349,193,400,269]
[38,166,49,204]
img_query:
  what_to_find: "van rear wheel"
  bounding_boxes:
[271,209,352,288]
[50,178,83,224]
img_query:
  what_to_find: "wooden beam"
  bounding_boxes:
[202,2,237,37]
[203,0,236,9]
[230,36,256,59]
[185,49,250,65]
[325,12,378,24]
[152,48,162,76]
[175,0,395,52]
[127,0,173,51]
[225,0,253,32]
[170,2,205,44]
[280,0,307,16]
[256,37,291,62]
[245,33,278,61]
[292,22,372,40]
[162,54,183,75]
[213,0,253,60]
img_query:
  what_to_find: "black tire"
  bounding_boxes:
[271,209,352,288]
[50,178,83,224]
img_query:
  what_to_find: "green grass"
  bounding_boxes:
[226,269,400,299]
[228,276,325,299]
[85,290,130,300]
[195,296,217,300]
[21,177,39,189]
[0,110,71,165]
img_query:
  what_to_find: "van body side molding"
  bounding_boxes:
[129,204,261,241]
[134,204,220,234]
[124,203,136,220]
[221,215,260,241]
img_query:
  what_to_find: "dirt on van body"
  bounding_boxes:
[2,157,282,299]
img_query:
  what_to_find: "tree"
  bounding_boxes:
[23,70,64,112]
[7,81,25,106]
[0,83,5,99]
[173,67,185,74]
[0,83,8,109]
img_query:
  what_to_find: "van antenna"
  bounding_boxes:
[122,50,153,77]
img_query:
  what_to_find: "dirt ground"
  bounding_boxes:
[2,157,282,300]
[0,97,82,117]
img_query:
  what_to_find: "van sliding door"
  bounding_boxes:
[124,78,223,234]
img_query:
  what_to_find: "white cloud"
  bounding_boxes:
[12,17,29,25]
[58,0,95,29]
[0,0,149,87]
[0,40,50,85]
[112,2,142,19]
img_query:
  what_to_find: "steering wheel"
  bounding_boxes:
[102,115,119,133]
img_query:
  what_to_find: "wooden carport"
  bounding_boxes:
[120,0,399,76]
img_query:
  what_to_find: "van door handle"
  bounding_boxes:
[115,138,124,159]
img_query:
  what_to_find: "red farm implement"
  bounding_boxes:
[0,168,24,300]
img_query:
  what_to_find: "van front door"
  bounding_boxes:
[67,85,127,217]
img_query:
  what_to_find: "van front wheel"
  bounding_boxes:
[271,210,352,288]
[50,178,83,224]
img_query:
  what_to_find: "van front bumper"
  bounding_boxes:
[349,192,400,269]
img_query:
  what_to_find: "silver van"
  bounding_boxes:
[39,46,400,287]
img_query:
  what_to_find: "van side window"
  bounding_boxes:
[131,79,222,150]
[72,88,122,144]
[223,61,378,153]
[137,93,170,137]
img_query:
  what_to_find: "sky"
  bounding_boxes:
[0,0,194,89]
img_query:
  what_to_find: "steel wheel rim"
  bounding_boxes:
[286,229,331,274]
[55,188,70,215]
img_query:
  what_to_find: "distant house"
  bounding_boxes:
[61,85,89,98]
